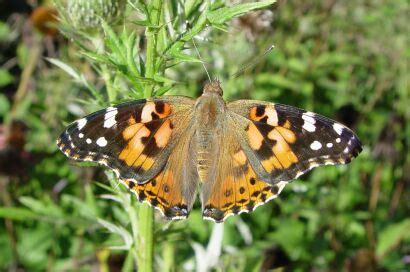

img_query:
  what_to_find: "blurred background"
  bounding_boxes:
[0,0,408,271]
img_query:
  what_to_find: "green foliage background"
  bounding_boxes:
[0,0,408,271]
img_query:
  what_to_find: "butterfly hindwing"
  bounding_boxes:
[123,128,199,219]
[201,119,288,222]
[227,100,362,183]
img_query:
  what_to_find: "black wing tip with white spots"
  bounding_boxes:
[253,104,363,183]
[56,100,152,182]
[290,121,362,181]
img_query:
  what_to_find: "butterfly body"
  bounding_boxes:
[193,82,226,183]
[57,81,362,222]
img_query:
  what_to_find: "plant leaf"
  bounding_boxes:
[0,207,38,221]
[207,0,276,25]
[376,219,410,258]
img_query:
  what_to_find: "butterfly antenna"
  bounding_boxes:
[230,45,275,79]
[192,38,212,83]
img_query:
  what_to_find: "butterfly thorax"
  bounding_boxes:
[194,83,226,183]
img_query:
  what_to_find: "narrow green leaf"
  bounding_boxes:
[80,51,111,63]
[97,218,133,250]
[0,207,38,221]
[126,31,141,78]
[184,0,202,17]
[211,24,229,32]
[169,50,202,63]
[132,20,160,28]
[46,58,82,81]
[166,2,208,54]
[207,0,276,25]
[154,85,173,96]
[376,219,410,258]
[153,75,177,84]
[102,22,123,55]
[48,56,106,104]
[19,197,63,217]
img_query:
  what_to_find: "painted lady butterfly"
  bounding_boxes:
[57,81,362,222]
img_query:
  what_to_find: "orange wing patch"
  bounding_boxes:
[118,101,173,171]
[154,119,173,148]
[122,169,189,219]
[233,150,247,167]
[247,123,264,150]
[141,101,172,122]
[119,124,150,166]
[247,105,299,173]
[203,150,286,222]
[250,105,278,126]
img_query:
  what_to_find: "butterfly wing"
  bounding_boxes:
[201,118,288,222]
[227,100,362,183]
[122,127,199,219]
[57,96,199,219]
[202,100,362,222]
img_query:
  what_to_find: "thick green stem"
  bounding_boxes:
[127,197,140,269]
[137,204,154,272]
[137,1,163,271]
[162,240,175,272]
[144,0,162,97]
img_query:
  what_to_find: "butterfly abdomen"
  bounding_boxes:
[194,91,226,183]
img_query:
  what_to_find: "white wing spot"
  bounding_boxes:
[333,123,344,135]
[103,107,118,128]
[336,138,341,143]
[343,147,350,153]
[86,138,92,144]
[326,143,333,148]
[310,141,322,150]
[77,118,87,130]
[302,112,316,132]
[79,133,84,138]
[96,137,108,147]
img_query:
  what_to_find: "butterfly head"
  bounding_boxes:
[203,80,223,96]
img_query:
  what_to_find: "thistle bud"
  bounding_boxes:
[67,0,125,29]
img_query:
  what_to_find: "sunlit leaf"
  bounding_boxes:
[207,0,276,25]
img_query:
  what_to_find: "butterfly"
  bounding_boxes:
[57,81,362,222]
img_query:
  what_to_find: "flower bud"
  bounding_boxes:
[67,0,125,29]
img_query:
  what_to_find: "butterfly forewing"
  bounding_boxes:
[227,100,362,183]
[57,96,195,183]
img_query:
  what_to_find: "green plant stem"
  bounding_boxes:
[144,0,163,97]
[102,65,115,102]
[137,204,154,272]
[128,198,140,270]
[5,40,41,128]
[163,240,175,272]
[137,1,163,271]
